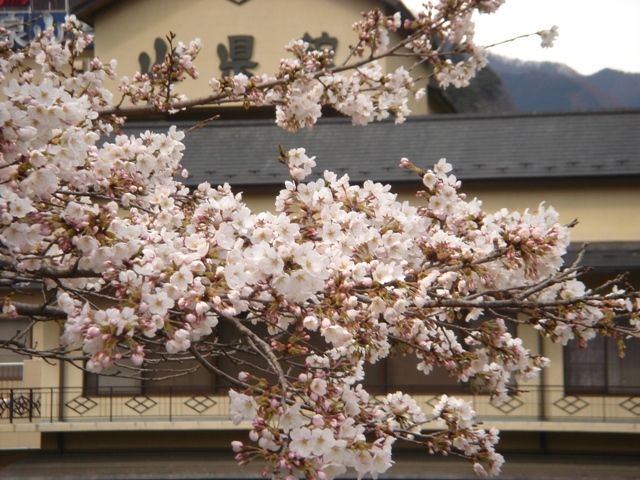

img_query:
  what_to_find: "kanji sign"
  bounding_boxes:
[0,12,71,48]
[217,35,258,77]
[302,32,338,53]
[139,37,168,76]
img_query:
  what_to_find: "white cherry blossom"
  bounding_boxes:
[0,9,637,480]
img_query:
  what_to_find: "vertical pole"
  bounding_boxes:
[58,360,65,422]
[9,388,13,424]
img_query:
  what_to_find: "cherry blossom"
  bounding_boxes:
[539,25,560,48]
[0,6,638,480]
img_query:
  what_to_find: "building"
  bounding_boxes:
[1,1,639,478]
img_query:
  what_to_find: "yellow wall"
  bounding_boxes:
[92,0,431,114]
[461,181,640,243]
[239,180,640,243]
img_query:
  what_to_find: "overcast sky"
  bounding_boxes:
[403,0,640,75]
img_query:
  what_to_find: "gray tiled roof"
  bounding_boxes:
[565,242,640,270]
[120,108,640,187]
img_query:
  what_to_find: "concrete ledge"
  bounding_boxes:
[32,419,250,433]
[490,420,640,434]
[1,418,638,436]
[0,431,40,450]
[12,424,38,433]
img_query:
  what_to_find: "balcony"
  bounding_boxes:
[1,385,639,432]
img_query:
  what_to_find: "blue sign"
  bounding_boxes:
[0,12,72,48]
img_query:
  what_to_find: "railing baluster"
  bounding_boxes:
[9,388,13,424]
[58,386,62,422]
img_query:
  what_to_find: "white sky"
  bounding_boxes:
[402,0,640,75]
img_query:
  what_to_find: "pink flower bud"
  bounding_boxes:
[231,441,243,452]
[312,414,324,428]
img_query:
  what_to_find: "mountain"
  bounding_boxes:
[486,55,581,79]
[587,69,640,107]
[485,55,640,112]
[441,64,517,114]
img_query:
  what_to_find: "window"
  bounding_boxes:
[562,263,640,395]
[564,335,640,395]
[363,315,517,395]
[0,318,30,388]
[84,357,219,396]
[0,318,30,363]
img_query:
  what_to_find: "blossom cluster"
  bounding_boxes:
[123,2,545,130]
[0,6,639,480]
[119,33,202,112]
[539,25,559,48]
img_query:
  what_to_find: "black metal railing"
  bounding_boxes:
[0,385,231,423]
[0,385,639,424]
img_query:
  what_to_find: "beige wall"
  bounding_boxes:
[461,181,640,243]
[240,180,640,243]
[92,0,431,114]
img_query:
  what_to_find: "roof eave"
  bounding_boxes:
[70,0,122,25]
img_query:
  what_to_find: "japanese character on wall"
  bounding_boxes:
[0,11,68,49]
[139,37,168,76]
[302,32,338,53]
[302,32,338,66]
[0,13,28,48]
[217,35,258,77]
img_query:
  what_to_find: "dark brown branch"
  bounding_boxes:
[4,301,67,320]
[0,257,101,279]
[188,344,252,390]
